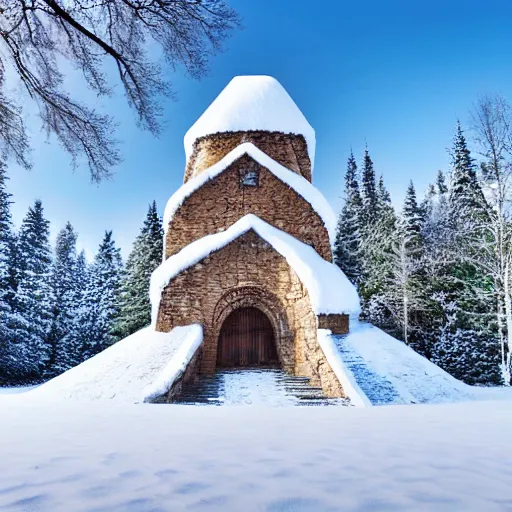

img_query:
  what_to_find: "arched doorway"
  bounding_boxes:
[217,307,280,368]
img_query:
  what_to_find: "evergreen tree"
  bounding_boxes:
[360,148,378,225]
[74,231,123,361]
[55,250,89,372]
[0,163,18,383]
[359,173,400,336]
[428,124,500,384]
[334,153,362,284]
[47,223,78,375]
[114,201,163,338]
[14,200,53,380]
[402,181,424,255]
[449,121,484,224]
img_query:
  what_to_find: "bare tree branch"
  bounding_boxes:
[0,0,240,181]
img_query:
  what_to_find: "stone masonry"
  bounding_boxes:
[185,131,312,183]
[156,231,346,397]
[165,154,331,261]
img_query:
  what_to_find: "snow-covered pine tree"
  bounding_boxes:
[360,148,378,226]
[429,123,500,384]
[333,152,362,284]
[114,201,163,338]
[0,162,18,383]
[54,250,89,373]
[47,223,78,376]
[14,200,53,381]
[75,231,123,361]
[359,172,400,337]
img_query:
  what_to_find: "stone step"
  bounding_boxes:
[172,368,348,407]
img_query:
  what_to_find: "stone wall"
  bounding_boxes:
[317,314,350,334]
[165,154,332,261]
[156,231,344,397]
[185,131,312,183]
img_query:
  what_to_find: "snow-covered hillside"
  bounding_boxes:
[1,400,512,511]
[330,320,478,405]
[28,325,202,403]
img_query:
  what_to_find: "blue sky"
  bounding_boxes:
[7,0,512,259]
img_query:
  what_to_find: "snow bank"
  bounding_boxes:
[30,325,203,403]
[334,320,476,405]
[317,329,371,407]
[184,75,316,168]
[163,142,336,246]
[1,401,512,511]
[151,214,360,326]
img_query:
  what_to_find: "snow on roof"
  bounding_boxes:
[151,214,360,326]
[29,325,203,403]
[184,76,316,168]
[163,142,336,246]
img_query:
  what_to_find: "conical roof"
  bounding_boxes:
[184,75,316,168]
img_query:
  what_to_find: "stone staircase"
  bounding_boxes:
[172,368,350,406]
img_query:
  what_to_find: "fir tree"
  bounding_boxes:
[14,200,53,380]
[47,223,79,375]
[402,181,424,255]
[0,162,17,383]
[360,148,378,225]
[55,250,89,372]
[334,153,362,284]
[359,173,400,337]
[114,201,163,338]
[75,231,123,361]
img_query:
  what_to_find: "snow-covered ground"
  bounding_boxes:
[24,325,202,403]
[1,400,512,511]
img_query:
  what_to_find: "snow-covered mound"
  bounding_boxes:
[30,325,203,403]
[331,320,476,405]
[184,75,316,167]
[163,142,337,247]
[151,214,360,326]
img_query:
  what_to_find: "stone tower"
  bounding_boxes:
[150,76,359,397]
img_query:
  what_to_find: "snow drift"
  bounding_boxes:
[184,75,316,167]
[30,325,203,403]
[151,214,360,326]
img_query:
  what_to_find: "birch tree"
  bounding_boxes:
[470,95,512,384]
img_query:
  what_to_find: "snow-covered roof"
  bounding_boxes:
[184,76,316,168]
[163,142,336,247]
[151,214,360,326]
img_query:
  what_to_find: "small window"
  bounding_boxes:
[240,169,259,187]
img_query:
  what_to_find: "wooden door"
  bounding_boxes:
[217,307,279,367]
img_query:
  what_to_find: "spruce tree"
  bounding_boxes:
[15,200,53,380]
[0,163,18,383]
[430,123,499,384]
[75,231,123,361]
[334,153,362,284]
[55,250,89,372]
[114,201,163,338]
[360,148,377,225]
[402,181,424,255]
[359,172,400,336]
[47,223,79,375]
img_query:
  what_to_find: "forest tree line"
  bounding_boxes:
[0,173,163,386]
[334,94,512,386]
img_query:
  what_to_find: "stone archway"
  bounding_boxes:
[217,307,279,368]
[209,286,295,373]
